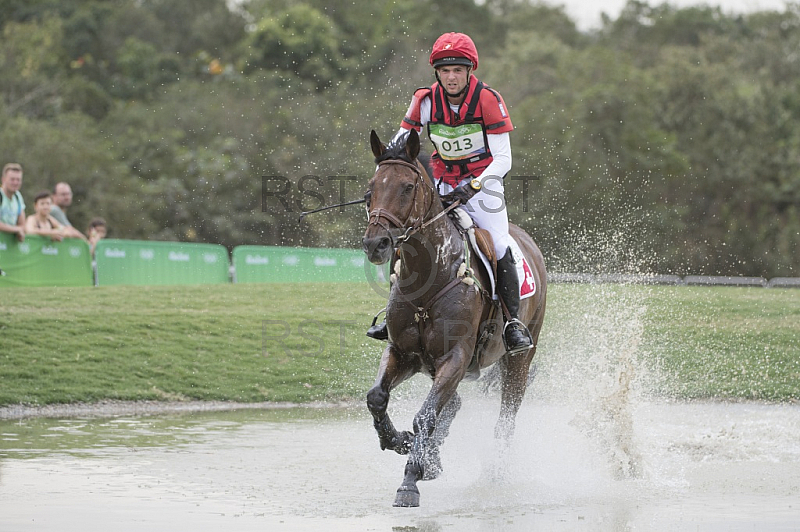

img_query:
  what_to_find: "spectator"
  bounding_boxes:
[25,191,66,242]
[87,217,107,256]
[50,182,87,239]
[0,163,26,242]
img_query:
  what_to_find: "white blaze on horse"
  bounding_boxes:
[362,129,547,507]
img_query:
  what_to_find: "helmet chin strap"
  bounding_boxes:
[435,68,472,100]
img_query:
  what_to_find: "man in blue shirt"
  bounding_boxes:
[0,163,26,242]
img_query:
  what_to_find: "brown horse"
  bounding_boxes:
[362,129,547,507]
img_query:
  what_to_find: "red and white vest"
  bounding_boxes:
[401,76,513,187]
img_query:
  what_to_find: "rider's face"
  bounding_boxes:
[436,65,469,99]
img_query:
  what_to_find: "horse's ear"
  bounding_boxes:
[370,130,385,159]
[405,129,420,160]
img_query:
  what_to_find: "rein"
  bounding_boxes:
[367,157,488,330]
[367,159,461,246]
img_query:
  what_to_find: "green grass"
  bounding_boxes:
[0,282,798,406]
[0,283,386,405]
[643,285,800,400]
[540,283,800,402]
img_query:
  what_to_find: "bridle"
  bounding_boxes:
[367,159,460,247]
[366,158,487,327]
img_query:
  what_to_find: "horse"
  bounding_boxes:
[361,128,547,507]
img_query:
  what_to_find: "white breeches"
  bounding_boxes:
[439,176,514,259]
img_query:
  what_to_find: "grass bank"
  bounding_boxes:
[0,283,798,406]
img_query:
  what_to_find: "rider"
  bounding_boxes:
[366,32,533,354]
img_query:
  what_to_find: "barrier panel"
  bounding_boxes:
[95,239,230,286]
[767,277,800,289]
[0,233,92,287]
[231,245,383,283]
[683,275,768,287]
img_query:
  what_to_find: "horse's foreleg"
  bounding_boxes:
[394,347,468,507]
[496,348,536,441]
[420,392,461,480]
[366,344,417,454]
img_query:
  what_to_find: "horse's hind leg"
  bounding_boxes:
[496,348,536,441]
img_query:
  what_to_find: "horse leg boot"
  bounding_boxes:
[421,393,461,480]
[497,248,534,355]
[395,362,463,507]
[394,403,437,507]
[367,386,413,454]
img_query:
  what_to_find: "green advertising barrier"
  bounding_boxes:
[95,239,230,286]
[231,245,385,283]
[0,233,92,287]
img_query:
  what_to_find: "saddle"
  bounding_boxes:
[447,207,501,381]
[448,207,497,286]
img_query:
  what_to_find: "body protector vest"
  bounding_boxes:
[402,76,512,187]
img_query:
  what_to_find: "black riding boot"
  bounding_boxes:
[497,248,534,354]
[366,309,388,340]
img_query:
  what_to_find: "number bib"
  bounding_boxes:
[428,123,487,162]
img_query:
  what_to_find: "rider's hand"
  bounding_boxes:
[442,179,481,205]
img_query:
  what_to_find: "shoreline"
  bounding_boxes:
[0,399,358,421]
[2,396,796,421]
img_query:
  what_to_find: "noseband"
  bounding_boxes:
[367,160,436,243]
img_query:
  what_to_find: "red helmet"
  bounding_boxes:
[429,32,479,71]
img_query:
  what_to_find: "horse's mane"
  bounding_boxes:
[374,132,414,165]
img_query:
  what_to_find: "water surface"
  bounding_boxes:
[1,395,798,531]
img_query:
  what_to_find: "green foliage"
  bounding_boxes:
[242,4,343,90]
[0,0,798,275]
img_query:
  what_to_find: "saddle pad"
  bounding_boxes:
[453,207,536,300]
[510,241,537,300]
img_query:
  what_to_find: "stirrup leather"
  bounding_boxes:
[369,308,387,328]
[502,318,534,355]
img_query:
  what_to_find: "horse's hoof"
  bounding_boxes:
[393,485,420,507]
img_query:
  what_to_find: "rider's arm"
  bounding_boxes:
[473,132,511,187]
[393,96,432,144]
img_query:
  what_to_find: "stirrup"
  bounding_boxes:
[502,318,533,355]
[366,308,388,341]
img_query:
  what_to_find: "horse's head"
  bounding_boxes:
[362,129,434,265]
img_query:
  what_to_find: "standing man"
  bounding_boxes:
[367,32,533,354]
[50,182,86,239]
[0,163,26,242]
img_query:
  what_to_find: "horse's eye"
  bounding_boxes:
[403,183,414,194]
[364,191,372,208]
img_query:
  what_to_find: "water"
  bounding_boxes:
[2,275,797,530]
[1,397,799,531]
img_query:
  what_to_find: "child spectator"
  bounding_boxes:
[87,217,107,256]
[25,191,65,242]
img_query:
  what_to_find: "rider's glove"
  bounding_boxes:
[443,178,482,205]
